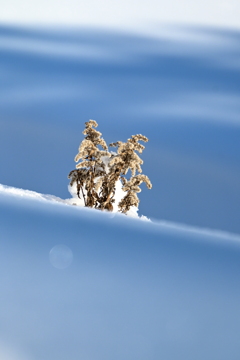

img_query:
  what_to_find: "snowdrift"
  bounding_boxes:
[1,186,240,360]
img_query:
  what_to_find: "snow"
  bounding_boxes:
[0,22,240,359]
[0,183,145,219]
[0,183,65,204]
[1,182,240,241]
[1,184,240,359]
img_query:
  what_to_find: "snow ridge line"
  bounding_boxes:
[157,219,240,243]
[1,183,240,242]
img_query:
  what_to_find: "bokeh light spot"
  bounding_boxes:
[49,245,73,269]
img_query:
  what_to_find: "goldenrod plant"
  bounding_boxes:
[68,120,152,215]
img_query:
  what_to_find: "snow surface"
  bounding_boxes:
[1,185,240,360]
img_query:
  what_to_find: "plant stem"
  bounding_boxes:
[81,186,86,206]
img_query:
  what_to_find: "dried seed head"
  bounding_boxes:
[85,119,98,128]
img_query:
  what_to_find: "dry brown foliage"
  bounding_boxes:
[68,120,152,214]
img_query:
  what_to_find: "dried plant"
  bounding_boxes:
[118,174,152,213]
[68,120,110,208]
[68,120,152,214]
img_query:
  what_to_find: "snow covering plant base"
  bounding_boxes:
[67,180,147,219]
